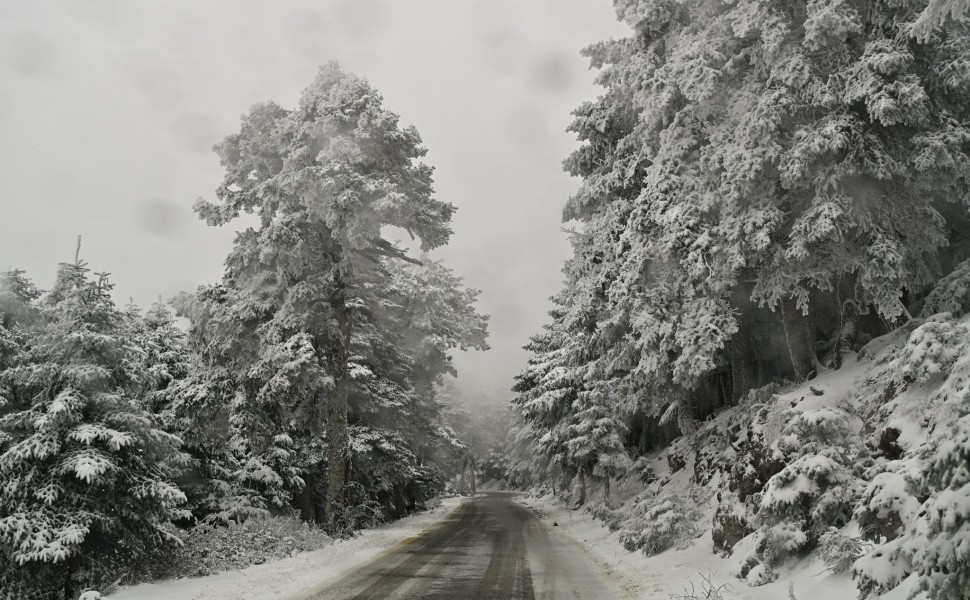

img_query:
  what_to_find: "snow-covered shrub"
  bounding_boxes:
[712,495,754,557]
[852,315,970,440]
[589,502,624,532]
[852,313,970,600]
[921,259,970,318]
[897,314,968,384]
[666,450,688,474]
[631,456,656,485]
[669,572,732,600]
[689,420,731,488]
[743,561,777,586]
[908,414,970,600]
[854,461,922,543]
[850,316,970,599]
[853,430,969,600]
[728,403,789,503]
[753,408,860,571]
[817,527,868,574]
[327,492,385,539]
[712,401,786,555]
[852,536,911,600]
[755,520,809,573]
[616,493,704,555]
[140,515,331,581]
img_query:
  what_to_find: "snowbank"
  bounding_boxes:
[520,493,899,600]
[107,497,464,600]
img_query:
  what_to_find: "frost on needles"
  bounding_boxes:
[508,0,970,598]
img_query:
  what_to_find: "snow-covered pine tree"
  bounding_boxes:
[0,261,187,599]
[517,0,970,461]
[0,270,41,421]
[750,408,861,582]
[566,388,633,504]
[120,299,238,524]
[593,0,970,331]
[169,280,324,521]
[511,301,585,499]
[188,63,457,527]
[132,301,193,414]
[326,257,488,524]
[372,258,489,492]
[169,257,487,526]
[511,238,632,504]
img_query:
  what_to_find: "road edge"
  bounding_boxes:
[515,495,643,600]
[288,496,469,600]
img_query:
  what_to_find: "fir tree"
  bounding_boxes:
[0,270,41,421]
[0,261,187,599]
[512,245,631,504]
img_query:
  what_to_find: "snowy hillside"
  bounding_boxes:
[520,314,970,599]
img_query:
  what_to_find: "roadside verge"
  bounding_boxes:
[107,497,465,600]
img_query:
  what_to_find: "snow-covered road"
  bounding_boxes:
[107,498,465,600]
[107,493,621,600]
[305,491,618,600]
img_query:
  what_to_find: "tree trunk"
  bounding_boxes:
[458,457,466,494]
[603,475,611,507]
[298,470,317,523]
[65,555,82,599]
[832,300,859,369]
[831,274,860,370]
[393,484,408,518]
[730,278,757,403]
[325,280,352,528]
[577,469,587,506]
[781,295,818,381]
[469,457,477,496]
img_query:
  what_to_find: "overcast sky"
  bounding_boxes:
[0,0,626,400]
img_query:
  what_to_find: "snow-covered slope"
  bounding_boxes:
[520,493,922,600]
[522,315,970,599]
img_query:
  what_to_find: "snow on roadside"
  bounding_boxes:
[518,493,880,600]
[107,497,465,600]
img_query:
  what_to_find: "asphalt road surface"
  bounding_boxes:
[308,492,617,600]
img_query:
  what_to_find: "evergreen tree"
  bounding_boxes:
[512,241,631,504]
[913,0,970,39]
[132,301,193,414]
[752,408,860,581]
[513,0,970,484]
[186,63,480,527]
[0,270,41,421]
[0,262,186,599]
[326,257,488,524]
[512,302,584,496]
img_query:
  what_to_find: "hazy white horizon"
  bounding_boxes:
[0,0,627,400]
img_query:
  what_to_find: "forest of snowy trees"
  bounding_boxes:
[0,65,490,599]
[6,0,970,598]
[508,0,970,598]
